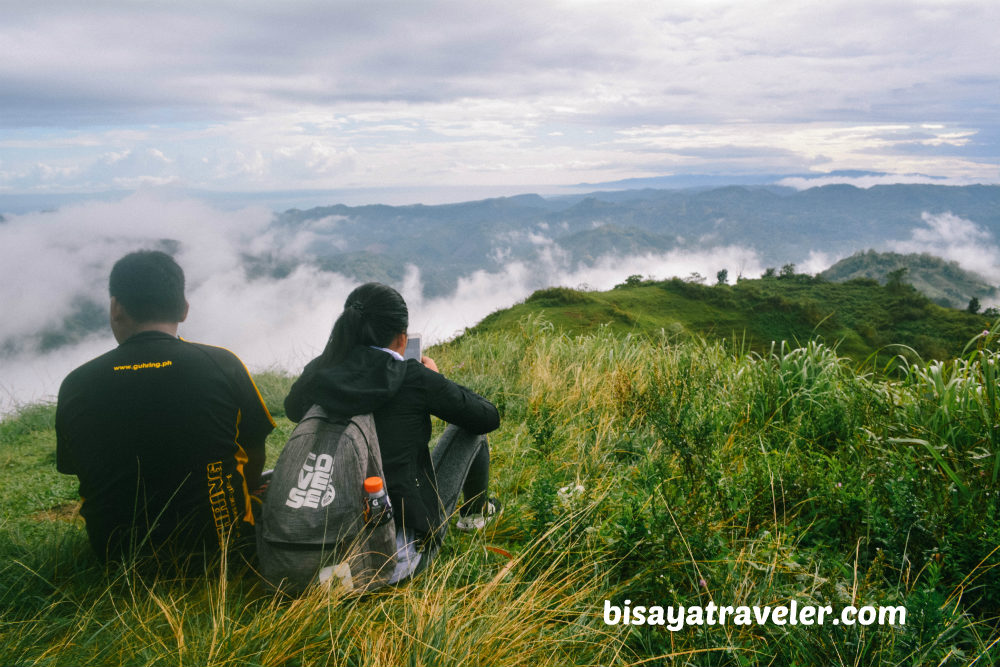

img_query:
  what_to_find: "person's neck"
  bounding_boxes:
[137,322,179,336]
[120,322,179,341]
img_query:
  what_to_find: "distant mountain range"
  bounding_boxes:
[266,183,1000,297]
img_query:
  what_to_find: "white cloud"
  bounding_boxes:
[617,122,997,182]
[0,192,352,412]
[889,211,1000,283]
[797,250,841,275]
[0,192,273,347]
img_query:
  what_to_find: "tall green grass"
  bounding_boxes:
[2,316,999,665]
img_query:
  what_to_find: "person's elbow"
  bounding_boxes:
[474,402,500,434]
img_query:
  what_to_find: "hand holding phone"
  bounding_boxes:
[404,333,422,360]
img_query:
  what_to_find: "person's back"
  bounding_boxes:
[282,282,500,584]
[285,345,498,542]
[55,250,274,565]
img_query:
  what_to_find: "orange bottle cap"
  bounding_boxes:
[364,476,383,493]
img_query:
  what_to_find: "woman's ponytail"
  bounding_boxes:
[319,283,409,367]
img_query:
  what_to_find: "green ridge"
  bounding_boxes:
[468,273,993,363]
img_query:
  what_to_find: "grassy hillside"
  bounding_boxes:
[470,273,993,364]
[3,319,1000,664]
[820,250,998,310]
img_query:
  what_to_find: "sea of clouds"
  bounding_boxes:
[1,191,997,415]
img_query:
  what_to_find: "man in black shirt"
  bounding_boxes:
[56,250,274,565]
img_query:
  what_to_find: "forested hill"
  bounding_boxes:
[820,249,998,309]
[465,272,994,363]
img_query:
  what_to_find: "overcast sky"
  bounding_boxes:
[1,0,998,203]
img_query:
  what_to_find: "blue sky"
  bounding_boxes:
[1,0,998,204]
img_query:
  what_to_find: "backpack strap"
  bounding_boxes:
[301,404,331,422]
[349,414,385,481]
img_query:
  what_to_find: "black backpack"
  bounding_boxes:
[257,406,396,594]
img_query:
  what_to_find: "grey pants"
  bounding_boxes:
[431,424,491,525]
[409,425,490,577]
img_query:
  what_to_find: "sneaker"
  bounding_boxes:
[456,497,502,532]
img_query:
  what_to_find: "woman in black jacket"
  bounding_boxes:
[284,282,500,582]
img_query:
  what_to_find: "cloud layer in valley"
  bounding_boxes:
[0,193,767,413]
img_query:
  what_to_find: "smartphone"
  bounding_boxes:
[404,333,422,361]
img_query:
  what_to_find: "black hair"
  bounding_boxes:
[108,250,186,323]
[319,282,409,366]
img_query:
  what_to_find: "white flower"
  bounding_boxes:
[557,483,585,508]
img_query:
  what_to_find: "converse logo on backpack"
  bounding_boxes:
[285,452,337,509]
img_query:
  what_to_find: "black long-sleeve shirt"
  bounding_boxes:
[284,345,499,540]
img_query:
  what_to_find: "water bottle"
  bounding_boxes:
[363,476,393,526]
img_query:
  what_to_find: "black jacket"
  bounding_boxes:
[284,345,499,541]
